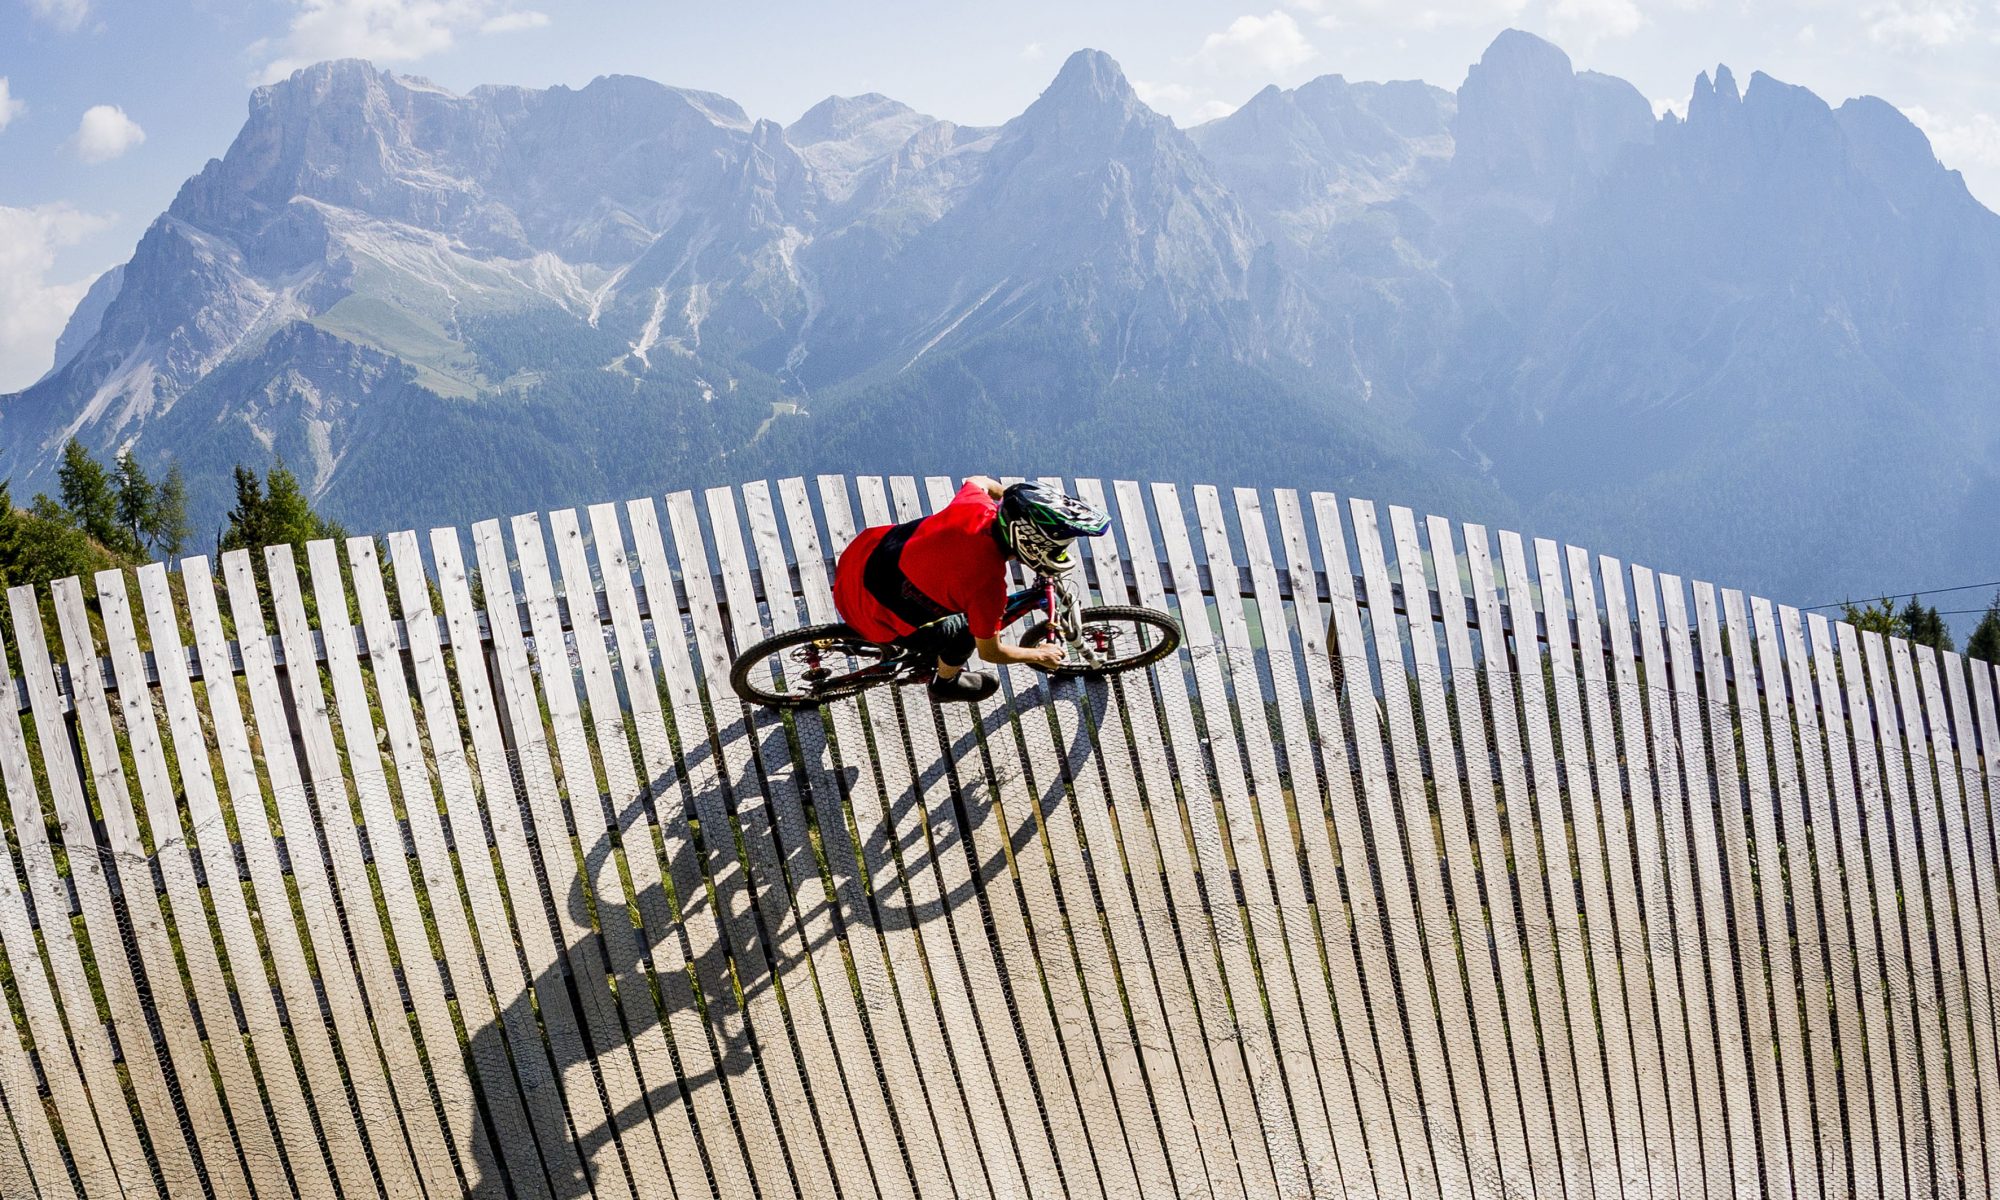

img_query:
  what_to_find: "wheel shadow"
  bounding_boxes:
[452,673,1112,1199]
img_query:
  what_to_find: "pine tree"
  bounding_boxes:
[57,439,124,553]
[114,451,155,555]
[1967,593,2000,666]
[1842,598,1905,638]
[221,461,346,559]
[1899,595,1954,653]
[145,465,190,557]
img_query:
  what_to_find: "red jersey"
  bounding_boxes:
[833,482,1008,642]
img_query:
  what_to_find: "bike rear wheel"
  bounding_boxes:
[730,624,904,709]
[1021,604,1181,678]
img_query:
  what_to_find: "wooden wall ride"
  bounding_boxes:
[0,474,1992,1199]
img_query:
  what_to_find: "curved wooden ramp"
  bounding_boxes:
[0,473,1993,1199]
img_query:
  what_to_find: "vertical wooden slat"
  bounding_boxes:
[878,476,1097,1196]
[259,547,468,1199]
[1945,653,2000,1185]
[1565,546,1675,1199]
[910,475,1131,1200]
[1711,586,1805,1200]
[429,528,637,1199]
[345,535,558,1200]
[771,480,971,1200]
[1318,492,1458,1200]
[1185,484,1350,1197]
[12,581,208,1196]
[1901,641,1984,1197]
[1433,517,1566,1200]
[0,943,78,1199]
[1394,510,1534,1199]
[1871,632,1957,1196]
[1099,477,1268,1197]
[1752,597,1848,1199]
[1598,556,1703,1197]
[1788,609,1887,1200]
[498,515,715,1197]
[1531,539,1649,1197]
[1839,621,1929,1196]
[1922,648,1998,1194]
[1480,533,1604,1200]
[1076,477,1270,1198]
[1276,489,1433,1200]
[466,518,683,1191]
[1241,487,1398,1200]
[0,627,110,1198]
[850,475,1103,1199]
[739,479,928,1200]
[603,500,817,1200]
[688,484,910,1200]
[382,531,593,1195]
[180,555,382,1199]
[91,572,290,1196]
[1661,575,1765,1197]
[301,538,495,1192]
[1146,481,1326,1197]
[1350,501,1498,1194]
[1630,565,1734,1199]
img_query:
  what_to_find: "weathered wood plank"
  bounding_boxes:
[785,477,1000,1200]
[1786,609,1885,1200]
[301,538,494,1193]
[90,572,290,1197]
[1143,481,1318,1197]
[1534,542,1651,1199]
[383,531,592,1195]
[619,498,830,1199]
[260,546,468,1199]
[1629,565,1734,1199]
[429,527,637,1199]
[1597,556,1703,1198]
[1711,586,1806,1200]
[180,555,381,1199]
[13,581,209,1196]
[688,484,908,1200]
[1837,621,1928,1199]
[1662,575,1766,1197]
[498,514,715,1198]
[1751,597,1847,1200]
[1350,502,1497,1195]
[1472,532,1598,1200]
[346,535,558,1200]
[1946,653,2000,1188]
[1564,546,1674,1199]
[1076,477,1268,1198]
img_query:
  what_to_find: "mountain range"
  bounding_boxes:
[8,30,1998,609]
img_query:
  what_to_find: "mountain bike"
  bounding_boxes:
[730,572,1180,709]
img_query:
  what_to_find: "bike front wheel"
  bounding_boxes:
[1020,605,1181,678]
[730,624,904,709]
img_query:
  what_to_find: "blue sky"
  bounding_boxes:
[3,0,1999,390]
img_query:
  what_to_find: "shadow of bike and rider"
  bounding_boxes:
[447,671,1121,1199]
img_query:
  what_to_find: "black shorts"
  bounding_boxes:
[893,614,975,669]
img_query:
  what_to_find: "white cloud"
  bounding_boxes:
[1022,41,1046,61]
[1301,0,1526,33]
[0,79,24,133]
[1865,0,1982,49]
[1905,105,2000,168]
[1133,79,1240,126]
[1652,93,1690,119]
[69,105,144,163]
[25,0,91,32]
[1548,0,1646,42]
[1194,11,1319,78]
[0,204,110,392]
[479,9,547,34]
[257,0,535,82]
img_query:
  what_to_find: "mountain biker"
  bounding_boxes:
[832,477,1110,703]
